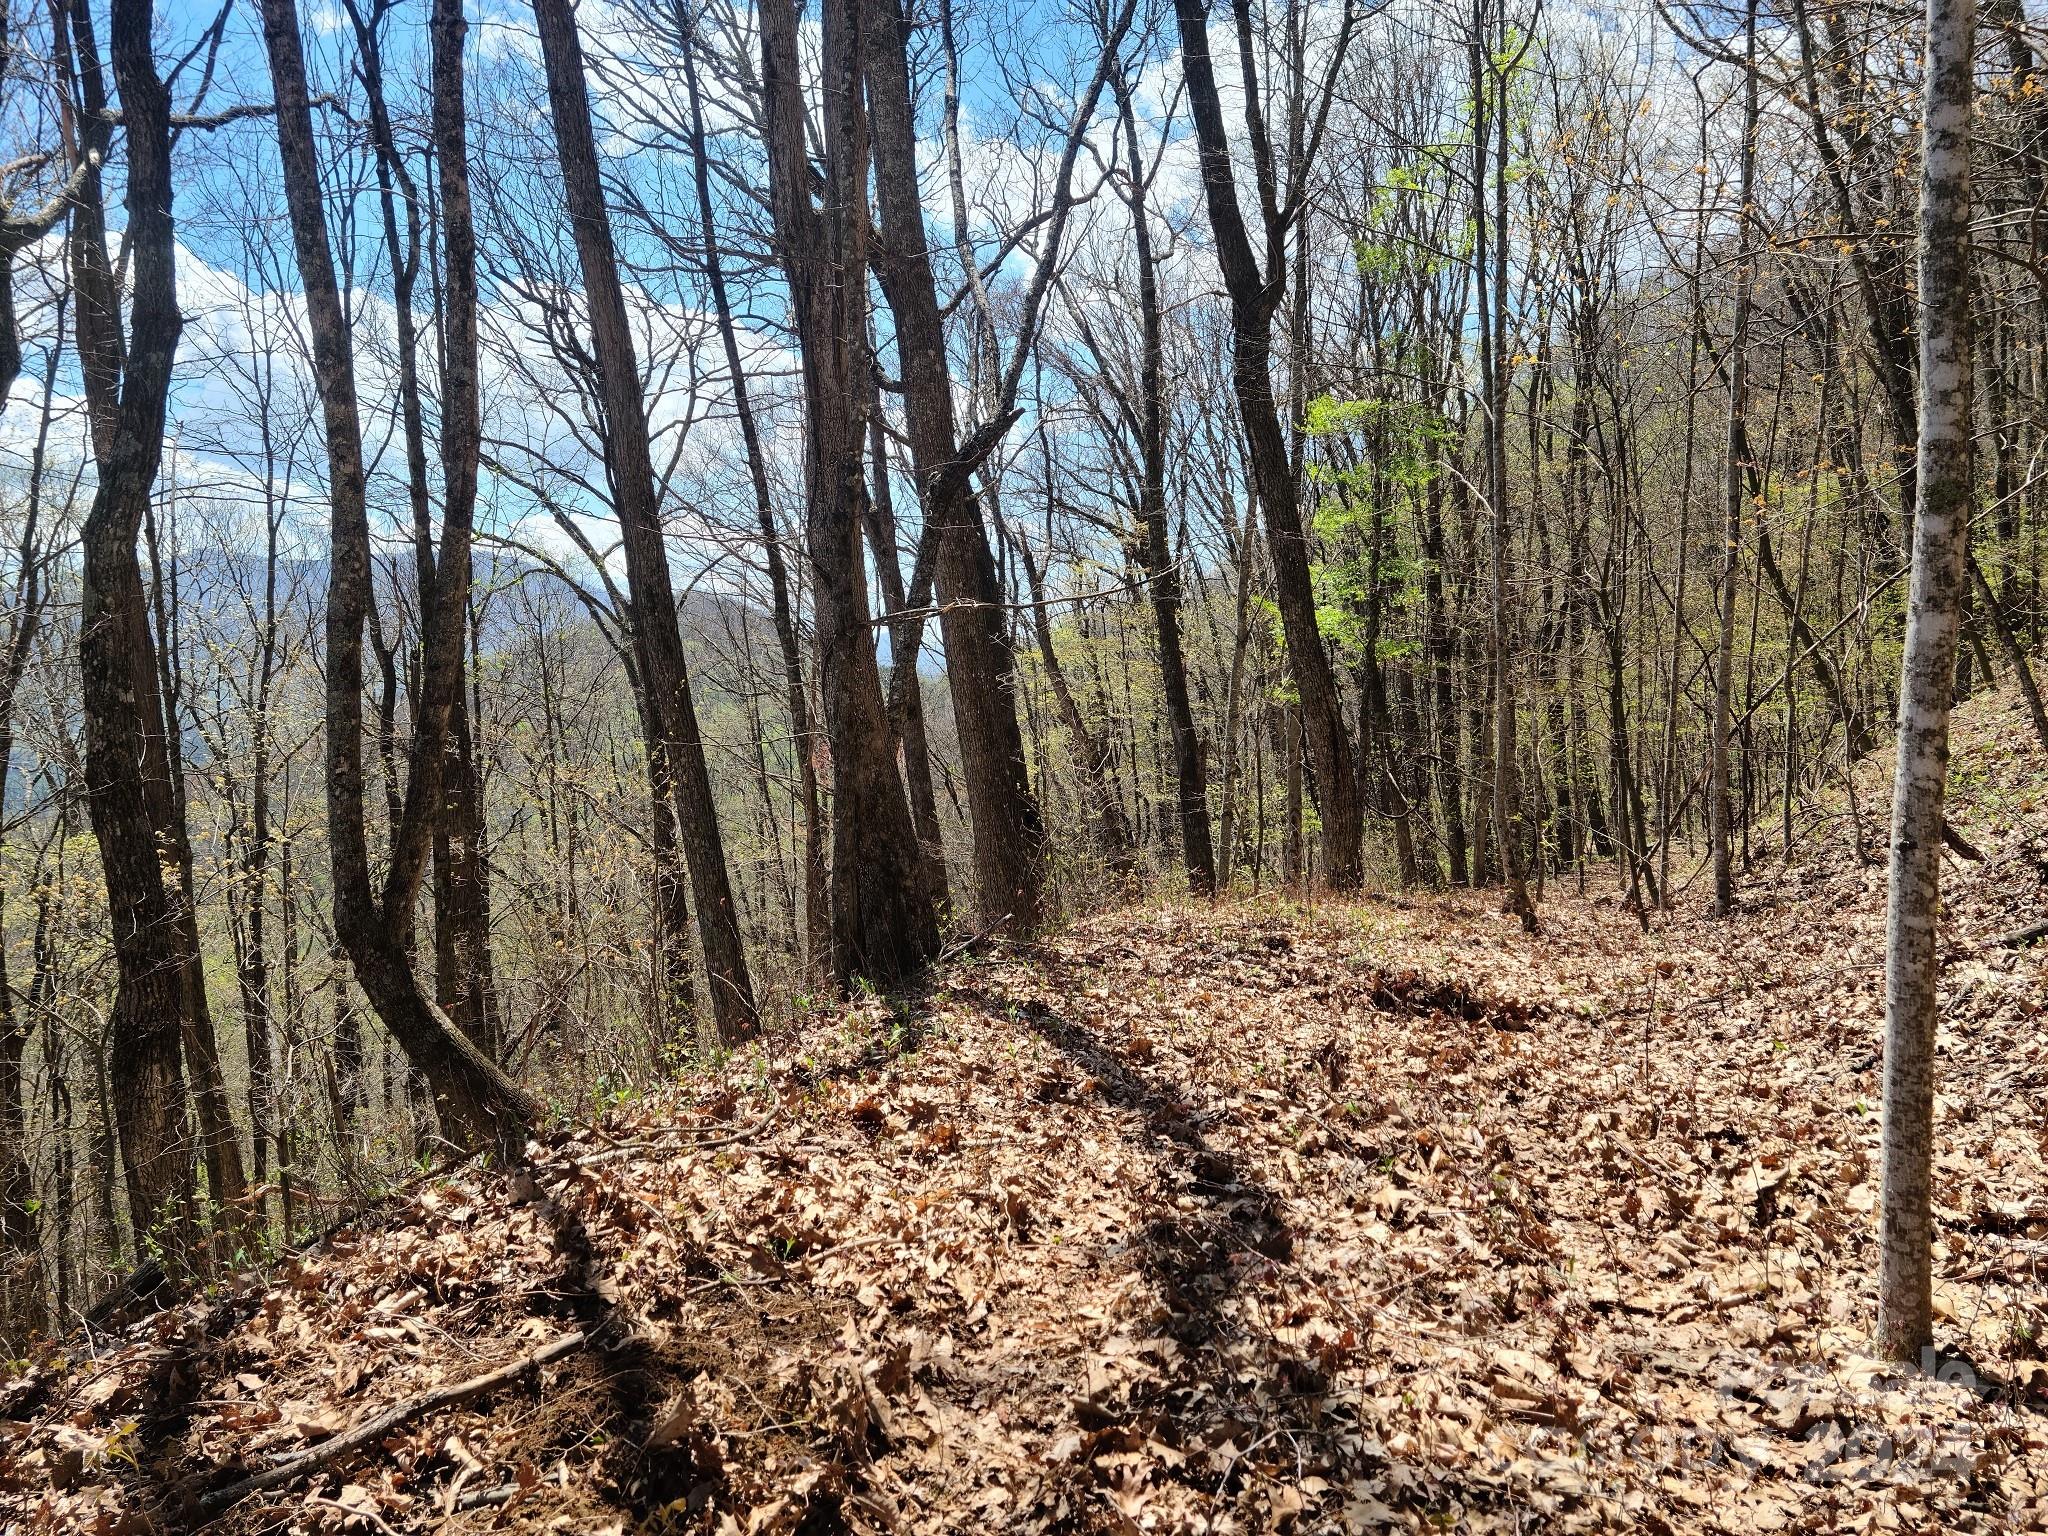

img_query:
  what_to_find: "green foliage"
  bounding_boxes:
[1296,395,1448,661]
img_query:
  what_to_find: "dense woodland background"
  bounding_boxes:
[0,0,2036,1355]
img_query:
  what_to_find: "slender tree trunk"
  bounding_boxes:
[1714,0,1761,918]
[1112,65,1215,893]
[143,486,250,1247]
[759,0,938,985]
[863,0,1047,933]
[528,0,758,1041]
[420,0,508,1065]
[865,409,950,899]
[1472,0,1536,931]
[1007,526,1139,873]
[239,647,274,1213]
[0,349,49,1340]
[1171,0,1364,889]
[1216,494,1261,890]
[678,9,829,979]
[1968,551,2048,753]
[1878,0,1975,1362]
[258,0,538,1156]
[343,0,498,1056]
[63,0,250,1255]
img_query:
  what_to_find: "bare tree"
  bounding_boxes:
[1711,0,1759,920]
[71,0,251,1264]
[528,0,760,1043]
[1171,0,1365,889]
[757,0,939,984]
[862,0,1048,934]
[1878,0,1975,1364]
[257,0,539,1154]
[676,3,829,980]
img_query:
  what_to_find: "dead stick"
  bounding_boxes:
[198,1330,587,1519]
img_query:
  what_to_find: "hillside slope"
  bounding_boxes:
[4,689,2046,1535]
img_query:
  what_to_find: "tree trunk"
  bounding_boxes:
[678,11,830,981]
[76,0,205,1267]
[862,0,1047,934]
[1713,0,1760,918]
[1968,551,2048,754]
[1472,0,1536,931]
[759,0,938,985]
[1878,0,1975,1362]
[1007,526,1140,874]
[528,0,758,1041]
[865,410,951,899]
[1170,0,1364,889]
[1111,65,1215,893]
[0,344,51,1340]
[258,0,538,1156]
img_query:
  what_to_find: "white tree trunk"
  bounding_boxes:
[1879,0,1976,1363]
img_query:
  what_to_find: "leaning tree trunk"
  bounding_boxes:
[1879,0,1975,1363]
[528,0,758,1042]
[258,0,538,1157]
[1006,525,1140,874]
[1170,0,1364,890]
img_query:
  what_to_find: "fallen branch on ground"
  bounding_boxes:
[197,1330,588,1521]
[1989,917,2048,949]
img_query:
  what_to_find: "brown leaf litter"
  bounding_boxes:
[3,694,2046,1534]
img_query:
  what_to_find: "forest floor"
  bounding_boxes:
[5,687,2048,1536]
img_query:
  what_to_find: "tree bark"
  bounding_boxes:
[0,336,53,1340]
[1170,0,1364,889]
[862,0,1047,933]
[863,413,955,912]
[425,10,506,1058]
[1878,0,1975,1363]
[1713,0,1760,919]
[77,0,206,1266]
[677,7,829,981]
[528,0,758,1042]
[1006,524,1140,874]
[759,0,938,985]
[1112,64,1215,894]
[258,0,539,1156]
[1471,0,1536,931]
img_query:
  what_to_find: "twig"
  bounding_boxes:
[558,1109,780,1170]
[197,1331,588,1520]
[307,1495,401,1536]
[868,554,1190,628]
[452,1481,524,1511]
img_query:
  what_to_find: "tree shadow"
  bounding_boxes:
[947,972,1353,1526]
[1006,991,1295,1341]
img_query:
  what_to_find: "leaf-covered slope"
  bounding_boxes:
[4,688,2046,1535]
